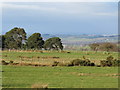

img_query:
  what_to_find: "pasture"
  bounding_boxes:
[2,65,118,88]
[1,50,118,65]
[1,50,119,88]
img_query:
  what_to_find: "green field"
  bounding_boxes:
[2,65,118,88]
[1,50,119,88]
[2,50,118,65]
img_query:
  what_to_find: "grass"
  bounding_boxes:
[1,50,119,88]
[2,50,118,65]
[2,65,118,88]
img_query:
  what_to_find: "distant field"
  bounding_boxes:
[2,50,118,65]
[2,65,118,88]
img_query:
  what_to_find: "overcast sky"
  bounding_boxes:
[2,2,118,35]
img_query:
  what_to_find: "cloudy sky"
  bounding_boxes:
[2,2,118,35]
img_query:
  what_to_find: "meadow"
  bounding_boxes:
[2,65,119,88]
[2,50,118,65]
[1,50,119,88]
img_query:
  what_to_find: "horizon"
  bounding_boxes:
[1,30,118,36]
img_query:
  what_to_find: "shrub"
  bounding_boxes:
[100,56,120,67]
[67,52,71,53]
[57,62,66,66]
[71,59,81,66]
[70,59,95,66]
[1,60,8,65]
[65,62,73,66]
[52,61,59,66]
[96,65,101,67]
[100,60,112,67]
[83,56,86,59]
[90,63,95,66]
[106,55,114,60]
[52,57,59,59]
[9,61,14,64]
[112,59,120,66]
[100,60,106,67]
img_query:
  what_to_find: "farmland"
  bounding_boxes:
[2,65,119,88]
[2,50,118,65]
[1,50,119,88]
[1,1,119,89]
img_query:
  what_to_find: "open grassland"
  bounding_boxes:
[2,65,119,88]
[1,50,118,65]
[1,50,119,88]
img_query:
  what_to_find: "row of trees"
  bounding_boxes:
[0,27,118,52]
[89,42,118,52]
[1,27,63,50]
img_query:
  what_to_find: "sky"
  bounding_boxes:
[1,2,118,35]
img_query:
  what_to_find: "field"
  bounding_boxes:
[2,66,119,88]
[1,50,119,88]
[2,50,118,65]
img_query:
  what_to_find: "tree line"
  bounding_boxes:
[0,27,63,50]
[0,27,118,52]
[89,42,118,52]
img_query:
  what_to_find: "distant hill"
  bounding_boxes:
[40,34,118,45]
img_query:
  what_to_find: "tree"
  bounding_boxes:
[4,27,27,49]
[44,37,63,50]
[100,42,117,52]
[27,33,44,50]
[89,43,99,53]
[1,35,6,49]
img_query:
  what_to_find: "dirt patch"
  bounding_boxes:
[41,56,60,59]
[70,72,120,77]
[18,56,60,60]
[31,83,48,88]
[16,62,51,67]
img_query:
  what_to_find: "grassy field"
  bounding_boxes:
[1,50,118,65]
[1,50,119,88]
[2,65,118,88]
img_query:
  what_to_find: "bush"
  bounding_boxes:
[9,61,14,64]
[100,59,120,67]
[83,56,86,59]
[96,65,101,67]
[67,52,71,53]
[90,63,95,66]
[100,60,106,67]
[100,56,120,67]
[1,60,8,65]
[106,55,114,60]
[52,57,59,59]
[52,61,59,66]
[66,62,73,66]
[57,62,66,66]
[100,60,112,67]
[70,59,95,66]
[112,59,120,66]
[71,59,81,66]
